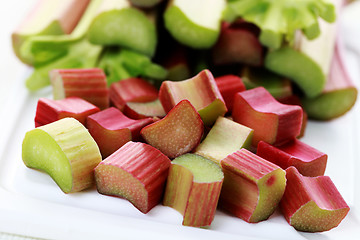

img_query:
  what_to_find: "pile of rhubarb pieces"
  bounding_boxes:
[16,0,357,235]
[23,68,349,232]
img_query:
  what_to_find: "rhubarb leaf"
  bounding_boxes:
[225,0,336,49]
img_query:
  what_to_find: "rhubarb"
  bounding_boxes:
[280,167,350,232]
[232,87,303,146]
[214,75,246,112]
[163,153,224,227]
[219,149,286,223]
[257,139,327,177]
[22,118,102,193]
[141,100,204,159]
[301,36,358,120]
[124,99,166,120]
[159,70,227,126]
[50,68,109,110]
[35,97,100,127]
[109,77,159,111]
[87,107,153,158]
[95,141,171,213]
[212,21,263,66]
[195,116,253,164]
[12,0,90,65]
[164,0,226,49]
[87,1,157,57]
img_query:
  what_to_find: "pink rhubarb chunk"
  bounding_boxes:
[94,141,171,213]
[257,139,327,177]
[109,77,159,111]
[214,74,246,112]
[232,87,303,146]
[280,167,350,232]
[35,97,100,127]
[219,148,286,223]
[50,68,109,110]
[86,107,153,158]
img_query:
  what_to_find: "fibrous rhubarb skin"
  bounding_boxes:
[12,0,90,65]
[194,116,253,165]
[280,167,350,232]
[219,149,286,223]
[124,99,166,120]
[257,139,327,177]
[277,95,308,138]
[22,118,102,193]
[301,36,358,120]
[214,75,246,113]
[212,21,263,67]
[141,100,204,159]
[163,154,224,227]
[86,107,153,158]
[159,69,227,126]
[109,77,159,111]
[94,141,171,214]
[35,97,100,127]
[50,68,109,110]
[232,87,303,146]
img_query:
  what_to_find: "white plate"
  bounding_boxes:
[1,3,360,240]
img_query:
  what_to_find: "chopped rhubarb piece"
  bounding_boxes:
[194,116,253,164]
[141,100,204,159]
[35,97,100,127]
[280,167,350,232]
[50,68,109,110]
[22,118,102,193]
[124,99,166,120]
[214,74,246,112]
[302,36,358,120]
[159,69,227,126]
[212,21,263,66]
[257,140,327,177]
[109,77,159,111]
[219,149,286,223]
[232,87,303,146]
[163,153,224,227]
[95,141,171,213]
[87,107,153,158]
[12,0,90,65]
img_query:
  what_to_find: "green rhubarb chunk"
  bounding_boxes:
[87,7,157,57]
[22,118,102,193]
[226,0,336,49]
[164,0,225,49]
[265,46,325,98]
[25,39,102,91]
[301,88,358,120]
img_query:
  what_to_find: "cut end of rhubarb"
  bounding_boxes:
[141,100,204,159]
[163,153,223,227]
[280,167,350,232]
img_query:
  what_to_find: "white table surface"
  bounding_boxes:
[0,1,359,240]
